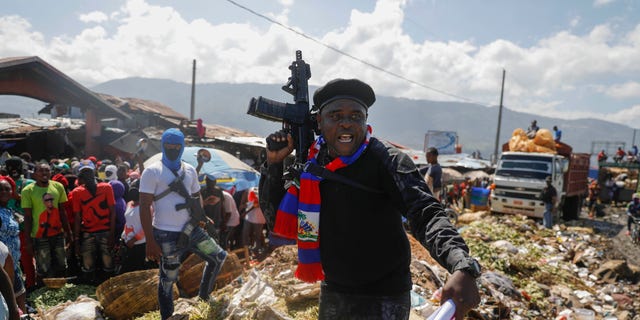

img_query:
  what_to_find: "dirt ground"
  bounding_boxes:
[576,203,640,267]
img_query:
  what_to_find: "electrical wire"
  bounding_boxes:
[225,0,493,106]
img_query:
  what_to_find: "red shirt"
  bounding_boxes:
[72,183,115,233]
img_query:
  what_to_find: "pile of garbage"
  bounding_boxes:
[33,212,640,319]
[203,213,639,320]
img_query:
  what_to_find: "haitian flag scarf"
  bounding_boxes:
[272,125,372,283]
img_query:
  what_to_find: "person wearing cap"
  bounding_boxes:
[425,147,443,201]
[21,162,71,283]
[71,159,117,284]
[139,128,227,319]
[540,176,557,229]
[260,78,481,319]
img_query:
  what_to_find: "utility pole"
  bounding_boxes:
[492,69,506,165]
[190,59,196,121]
[633,129,637,147]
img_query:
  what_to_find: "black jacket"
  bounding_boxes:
[259,137,471,295]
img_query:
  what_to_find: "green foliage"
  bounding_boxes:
[30,283,96,310]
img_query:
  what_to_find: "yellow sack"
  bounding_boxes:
[533,129,556,151]
[508,128,557,154]
[508,128,529,152]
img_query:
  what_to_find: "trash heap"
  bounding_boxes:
[459,213,639,319]
[205,213,639,320]
[32,212,640,319]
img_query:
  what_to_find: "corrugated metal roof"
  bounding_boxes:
[0,117,84,135]
[203,123,255,138]
[214,135,266,147]
[96,93,186,120]
[0,57,257,140]
[0,56,131,119]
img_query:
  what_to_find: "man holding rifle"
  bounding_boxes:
[140,128,227,320]
[260,78,481,319]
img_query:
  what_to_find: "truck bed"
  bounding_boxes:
[565,153,590,197]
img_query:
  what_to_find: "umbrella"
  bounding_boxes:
[144,147,260,192]
[442,168,464,183]
[463,170,490,181]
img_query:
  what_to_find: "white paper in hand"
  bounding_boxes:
[426,299,456,320]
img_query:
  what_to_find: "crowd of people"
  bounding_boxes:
[0,78,483,320]
[597,145,639,164]
[0,143,268,318]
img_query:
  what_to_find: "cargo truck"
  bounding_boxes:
[491,142,590,220]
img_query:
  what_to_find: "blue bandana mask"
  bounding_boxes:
[161,128,185,171]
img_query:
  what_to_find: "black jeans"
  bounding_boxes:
[318,282,411,320]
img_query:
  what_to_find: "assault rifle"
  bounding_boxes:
[247,50,317,164]
[164,172,208,248]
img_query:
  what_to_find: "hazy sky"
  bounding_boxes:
[1,0,639,127]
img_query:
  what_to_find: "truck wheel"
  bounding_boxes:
[562,196,580,220]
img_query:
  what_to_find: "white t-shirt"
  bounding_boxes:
[139,161,201,232]
[222,191,240,227]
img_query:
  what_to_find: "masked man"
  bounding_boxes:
[139,128,227,320]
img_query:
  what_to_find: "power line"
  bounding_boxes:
[225,0,491,106]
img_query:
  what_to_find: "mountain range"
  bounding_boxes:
[1,77,636,160]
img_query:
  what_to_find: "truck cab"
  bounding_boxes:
[491,152,566,218]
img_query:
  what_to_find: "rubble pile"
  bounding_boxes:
[462,213,639,319]
[202,213,639,320]
[30,212,640,319]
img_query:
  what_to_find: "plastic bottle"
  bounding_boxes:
[573,308,595,320]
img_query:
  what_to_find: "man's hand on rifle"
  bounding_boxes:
[266,131,294,165]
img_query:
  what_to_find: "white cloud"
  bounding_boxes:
[278,0,294,7]
[570,16,581,28]
[0,16,47,57]
[79,11,109,23]
[594,0,615,7]
[2,0,640,128]
[607,104,640,128]
[601,82,640,99]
